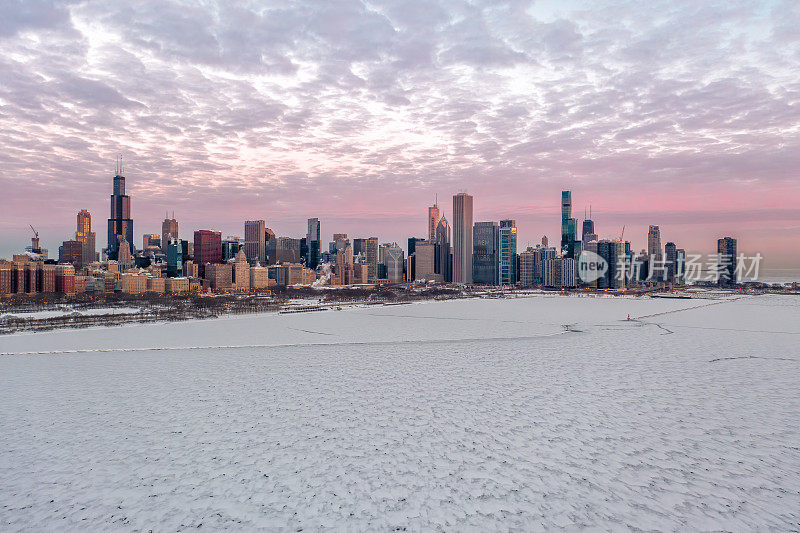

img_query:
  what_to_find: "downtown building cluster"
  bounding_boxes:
[1,168,741,298]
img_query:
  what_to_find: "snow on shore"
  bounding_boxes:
[1,294,798,530]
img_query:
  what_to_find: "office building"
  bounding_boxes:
[307,218,321,269]
[365,237,378,280]
[561,191,578,258]
[233,247,250,290]
[428,202,440,241]
[59,240,84,269]
[205,263,233,291]
[76,209,96,266]
[717,236,738,286]
[162,215,179,243]
[453,192,473,284]
[676,248,686,285]
[276,237,302,264]
[143,233,160,251]
[472,221,499,285]
[518,247,536,286]
[107,164,134,261]
[414,241,438,282]
[382,245,404,283]
[664,242,677,283]
[194,230,222,278]
[166,239,183,277]
[499,219,517,285]
[244,220,267,264]
[435,217,451,282]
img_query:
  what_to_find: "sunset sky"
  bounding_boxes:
[1,0,799,267]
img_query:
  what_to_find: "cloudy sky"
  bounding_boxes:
[1,0,799,266]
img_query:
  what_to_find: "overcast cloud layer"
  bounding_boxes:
[1,0,799,265]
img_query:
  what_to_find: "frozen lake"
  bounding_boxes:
[1,294,799,530]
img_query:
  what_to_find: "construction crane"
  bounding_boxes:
[619,225,625,242]
[29,224,41,253]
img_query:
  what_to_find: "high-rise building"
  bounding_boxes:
[543,257,576,288]
[518,247,536,286]
[717,237,738,286]
[233,247,250,291]
[407,237,425,281]
[76,209,96,266]
[166,239,183,277]
[365,237,379,280]
[561,191,578,258]
[472,221,499,285]
[664,242,677,283]
[499,219,517,285]
[59,240,84,269]
[383,245,404,283]
[414,241,438,281]
[306,218,321,269]
[265,228,276,264]
[275,237,302,264]
[596,239,627,289]
[244,220,267,264]
[435,217,451,282]
[676,248,686,285]
[352,238,366,257]
[581,212,597,243]
[453,192,473,284]
[647,225,662,260]
[222,236,242,261]
[194,230,222,278]
[428,202,440,241]
[647,225,663,281]
[142,234,160,250]
[107,163,134,261]
[162,215,178,244]
[117,237,133,269]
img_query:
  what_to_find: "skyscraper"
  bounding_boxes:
[647,225,663,281]
[307,218,321,269]
[76,209,96,266]
[664,242,677,283]
[193,230,222,278]
[499,219,517,285]
[453,192,473,284]
[581,209,597,244]
[162,215,179,244]
[428,202,440,241]
[647,225,662,260]
[717,236,738,286]
[472,221,499,285]
[244,220,267,264]
[107,162,133,261]
[560,191,578,258]
[365,237,379,280]
[435,217,451,282]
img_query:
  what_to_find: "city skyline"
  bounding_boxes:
[1,1,799,268]
[0,169,783,268]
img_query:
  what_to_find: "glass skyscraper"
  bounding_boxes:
[499,219,517,285]
[472,221,499,285]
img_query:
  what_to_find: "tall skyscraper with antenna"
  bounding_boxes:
[428,198,440,241]
[107,156,134,261]
[162,213,179,244]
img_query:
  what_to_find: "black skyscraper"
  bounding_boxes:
[107,163,134,261]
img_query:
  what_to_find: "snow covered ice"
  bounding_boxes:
[1,294,799,530]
